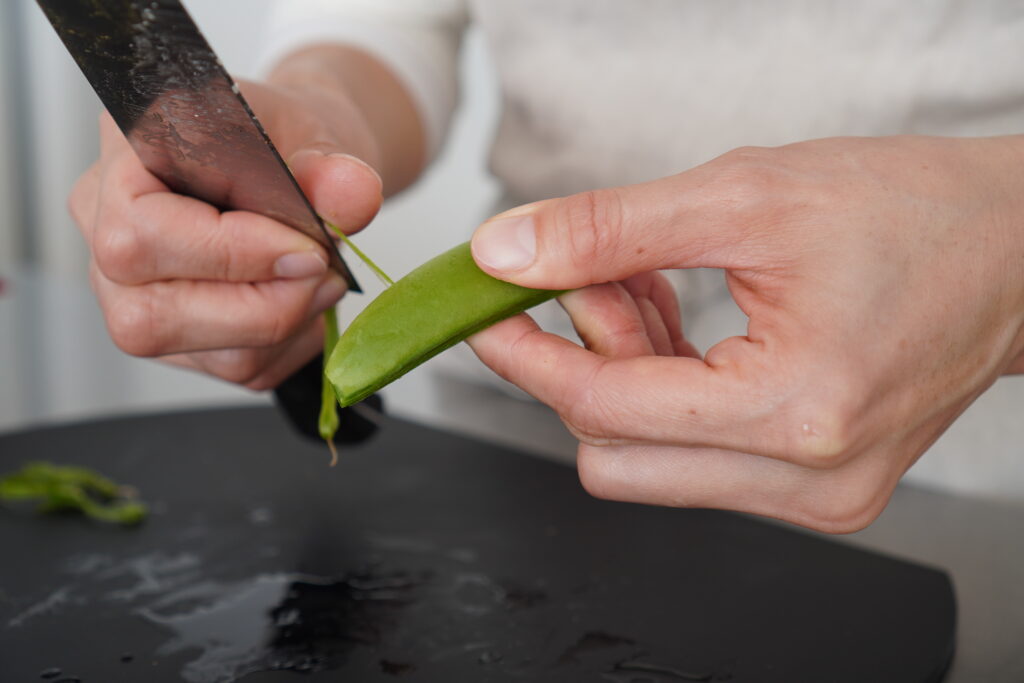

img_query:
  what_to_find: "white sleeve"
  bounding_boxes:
[258,0,470,159]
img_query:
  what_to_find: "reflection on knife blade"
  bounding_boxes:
[36,0,360,292]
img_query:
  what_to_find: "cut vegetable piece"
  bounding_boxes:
[327,241,565,407]
[324,219,394,286]
[0,461,147,525]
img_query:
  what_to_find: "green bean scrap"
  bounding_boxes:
[0,461,147,525]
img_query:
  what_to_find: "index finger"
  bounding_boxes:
[468,315,834,465]
[70,112,167,247]
[93,112,329,284]
[98,111,166,195]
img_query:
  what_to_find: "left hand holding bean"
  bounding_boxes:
[467,135,1024,532]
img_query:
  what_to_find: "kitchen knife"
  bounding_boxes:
[36,0,361,292]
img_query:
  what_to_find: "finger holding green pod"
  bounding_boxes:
[327,241,566,407]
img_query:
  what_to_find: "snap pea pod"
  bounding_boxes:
[326,241,565,407]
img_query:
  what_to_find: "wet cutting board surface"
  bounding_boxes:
[0,407,954,682]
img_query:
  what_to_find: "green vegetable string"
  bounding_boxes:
[0,462,147,525]
[319,305,341,466]
[316,219,393,464]
[325,220,394,287]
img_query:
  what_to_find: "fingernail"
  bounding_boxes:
[328,152,384,193]
[309,274,347,314]
[275,251,327,279]
[328,151,376,172]
[472,214,536,272]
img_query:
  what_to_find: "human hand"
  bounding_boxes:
[468,135,1024,532]
[69,77,385,390]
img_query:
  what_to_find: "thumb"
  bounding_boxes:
[470,175,735,290]
[288,146,383,235]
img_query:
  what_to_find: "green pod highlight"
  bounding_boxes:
[327,241,564,407]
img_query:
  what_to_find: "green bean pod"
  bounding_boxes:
[326,241,565,407]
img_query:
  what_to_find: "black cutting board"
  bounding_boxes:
[0,407,954,682]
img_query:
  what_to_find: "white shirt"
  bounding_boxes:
[263,0,1024,199]
[260,1,1024,500]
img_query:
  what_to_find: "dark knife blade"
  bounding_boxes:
[36,0,361,292]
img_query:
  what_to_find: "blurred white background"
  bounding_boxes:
[1,0,1022,502]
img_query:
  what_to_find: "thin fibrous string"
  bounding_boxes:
[323,219,394,287]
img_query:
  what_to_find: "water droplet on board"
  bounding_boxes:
[452,572,500,615]
[557,631,636,665]
[446,547,478,563]
[601,659,715,682]
[272,607,301,627]
[9,587,72,627]
[102,552,201,602]
[39,668,62,679]
[499,581,547,609]
[247,507,272,525]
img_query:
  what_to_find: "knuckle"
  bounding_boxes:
[785,394,864,468]
[242,283,315,348]
[788,421,849,469]
[67,195,86,229]
[560,368,625,447]
[263,313,292,347]
[711,146,785,216]
[261,306,301,347]
[552,189,625,275]
[604,316,650,352]
[193,210,237,280]
[576,447,617,501]
[105,297,162,357]
[68,167,98,229]
[93,218,146,283]
[721,145,775,165]
[201,211,238,280]
[561,386,605,445]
